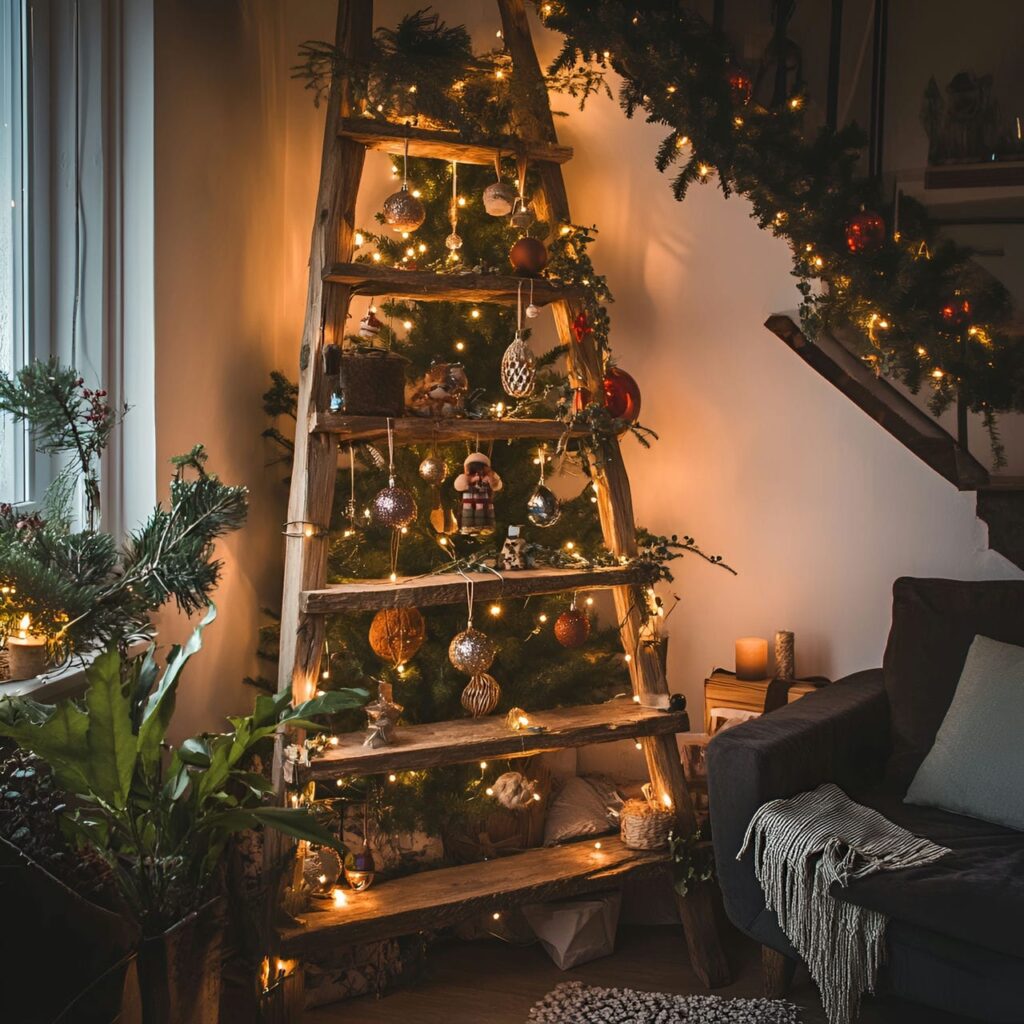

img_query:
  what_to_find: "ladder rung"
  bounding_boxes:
[300,565,657,614]
[308,414,584,443]
[338,117,573,166]
[302,700,694,780]
[324,262,579,306]
[279,836,665,955]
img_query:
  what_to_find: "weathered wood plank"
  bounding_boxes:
[497,0,730,988]
[279,837,666,955]
[305,701,697,779]
[323,262,578,306]
[338,117,573,166]
[300,565,658,614]
[309,413,584,444]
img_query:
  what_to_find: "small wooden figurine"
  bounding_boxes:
[454,452,503,535]
[498,524,528,570]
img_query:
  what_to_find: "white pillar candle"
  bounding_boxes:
[7,615,48,680]
[735,636,768,681]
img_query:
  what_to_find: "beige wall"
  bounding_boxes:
[153,1,1023,753]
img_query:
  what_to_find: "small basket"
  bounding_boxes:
[335,348,408,417]
[619,785,674,851]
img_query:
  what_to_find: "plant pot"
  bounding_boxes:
[136,900,226,1024]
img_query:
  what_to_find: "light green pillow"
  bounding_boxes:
[905,634,1024,831]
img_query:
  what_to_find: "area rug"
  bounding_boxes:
[527,981,800,1023]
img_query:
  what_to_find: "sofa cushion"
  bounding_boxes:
[905,635,1024,830]
[835,786,1024,959]
[882,577,1024,788]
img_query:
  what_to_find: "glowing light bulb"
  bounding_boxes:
[489,604,502,617]
[333,888,347,908]
[594,841,602,849]
[485,787,494,796]
[538,613,548,623]
[372,252,382,262]
[565,541,575,551]
[403,319,413,330]
[585,597,594,606]
[492,912,501,920]
[470,308,481,319]
[354,232,364,246]
[401,231,410,240]
[411,189,421,199]
[455,340,465,351]
[329,735,339,747]
[457,196,466,207]
[480,761,488,769]
[625,654,633,663]
[389,572,397,583]
[635,741,643,750]
[388,773,397,782]
[532,792,542,801]
[418,243,427,253]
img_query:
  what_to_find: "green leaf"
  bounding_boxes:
[138,604,216,774]
[249,806,343,851]
[176,737,211,767]
[130,643,161,731]
[230,771,276,797]
[84,648,137,808]
[283,689,369,724]
[0,698,91,795]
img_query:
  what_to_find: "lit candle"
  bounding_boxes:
[735,637,768,681]
[7,615,48,680]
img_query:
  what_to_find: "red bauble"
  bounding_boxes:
[845,210,886,253]
[554,609,591,648]
[940,298,972,328]
[509,237,548,276]
[602,367,642,423]
[727,69,752,106]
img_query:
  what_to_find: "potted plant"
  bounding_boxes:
[0,607,366,1023]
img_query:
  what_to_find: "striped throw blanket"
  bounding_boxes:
[739,783,949,1024]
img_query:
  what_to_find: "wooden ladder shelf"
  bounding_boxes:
[274,0,729,993]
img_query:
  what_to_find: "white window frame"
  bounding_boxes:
[1,0,155,534]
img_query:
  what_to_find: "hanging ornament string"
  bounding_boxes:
[347,442,357,524]
[387,419,402,579]
[402,134,410,189]
[446,161,463,254]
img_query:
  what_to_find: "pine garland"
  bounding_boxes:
[538,0,1024,464]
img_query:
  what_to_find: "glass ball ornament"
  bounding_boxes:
[303,845,342,897]
[418,455,449,485]
[445,231,463,251]
[554,608,591,648]
[509,236,549,276]
[343,845,377,892]
[526,483,561,527]
[461,672,501,717]
[602,367,642,423]
[483,180,518,217]
[382,184,426,233]
[371,482,417,529]
[448,627,497,675]
[510,198,535,232]
[525,303,540,319]
[844,210,886,253]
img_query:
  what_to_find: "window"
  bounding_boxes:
[0,2,27,503]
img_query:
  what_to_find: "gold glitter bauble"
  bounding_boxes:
[448,627,497,675]
[371,484,417,529]
[368,607,426,665]
[382,185,426,232]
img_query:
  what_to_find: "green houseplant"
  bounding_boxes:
[0,607,366,1023]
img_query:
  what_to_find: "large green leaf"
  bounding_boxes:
[137,604,216,774]
[130,643,161,732]
[249,806,344,851]
[84,648,137,808]
[282,689,369,724]
[0,699,92,795]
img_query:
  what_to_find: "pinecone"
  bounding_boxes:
[0,749,114,901]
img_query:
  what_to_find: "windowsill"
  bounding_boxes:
[1,639,151,703]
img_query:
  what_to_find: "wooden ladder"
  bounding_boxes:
[275,0,729,990]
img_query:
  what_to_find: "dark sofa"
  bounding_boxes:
[706,578,1024,1023]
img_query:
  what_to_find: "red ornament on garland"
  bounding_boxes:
[845,210,886,253]
[602,367,642,423]
[727,68,753,106]
[572,312,593,344]
[940,297,972,329]
[509,236,548,276]
[554,608,591,648]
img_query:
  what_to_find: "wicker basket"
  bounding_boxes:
[619,789,674,851]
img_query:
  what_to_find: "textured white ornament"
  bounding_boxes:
[500,332,536,399]
[461,672,501,717]
[483,181,518,217]
[382,184,426,232]
[525,303,540,319]
[445,231,463,251]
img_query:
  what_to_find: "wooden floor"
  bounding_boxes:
[303,924,975,1023]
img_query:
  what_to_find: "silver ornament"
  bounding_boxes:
[371,483,417,529]
[303,845,342,896]
[510,199,536,232]
[525,303,540,319]
[449,627,497,675]
[445,231,463,251]
[500,332,536,399]
[482,181,518,217]
[526,483,561,527]
[418,455,449,486]
[382,184,426,233]
[461,672,501,717]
